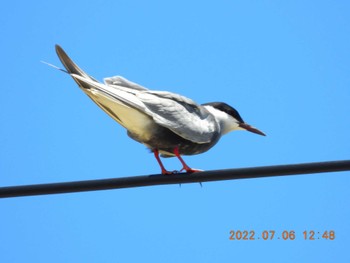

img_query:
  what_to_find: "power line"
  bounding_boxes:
[1,160,349,198]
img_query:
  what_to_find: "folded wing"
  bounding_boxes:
[56,45,218,144]
[137,91,218,143]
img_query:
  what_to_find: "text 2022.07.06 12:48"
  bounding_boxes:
[229,230,335,240]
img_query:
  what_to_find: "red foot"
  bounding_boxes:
[161,169,180,175]
[154,149,179,175]
[153,148,203,175]
[174,147,203,173]
[180,168,203,173]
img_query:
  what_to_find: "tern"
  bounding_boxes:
[53,45,265,174]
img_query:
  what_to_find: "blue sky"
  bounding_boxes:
[1,0,349,262]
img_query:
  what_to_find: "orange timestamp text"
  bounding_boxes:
[229,230,335,241]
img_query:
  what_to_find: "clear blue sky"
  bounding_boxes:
[1,1,349,262]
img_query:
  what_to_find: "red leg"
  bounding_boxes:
[153,149,173,175]
[173,147,202,173]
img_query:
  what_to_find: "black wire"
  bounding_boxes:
[1,160,349,198]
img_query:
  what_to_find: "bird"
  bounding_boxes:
[53,45,265,174]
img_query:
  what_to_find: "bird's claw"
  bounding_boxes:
[180,168,204,173]
[162,170,180,175]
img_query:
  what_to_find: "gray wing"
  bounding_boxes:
[55,45,218,143]
[70,75,218,143]
[137,90,219,143]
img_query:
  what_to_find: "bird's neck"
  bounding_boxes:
[204,106,240,135]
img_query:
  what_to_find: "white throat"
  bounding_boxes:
[204,105,242,135]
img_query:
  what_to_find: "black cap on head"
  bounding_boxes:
[202,102,245,123]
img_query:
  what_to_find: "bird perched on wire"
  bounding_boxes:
[53,45,265,174]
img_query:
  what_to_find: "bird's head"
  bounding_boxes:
[202,102,266,136]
